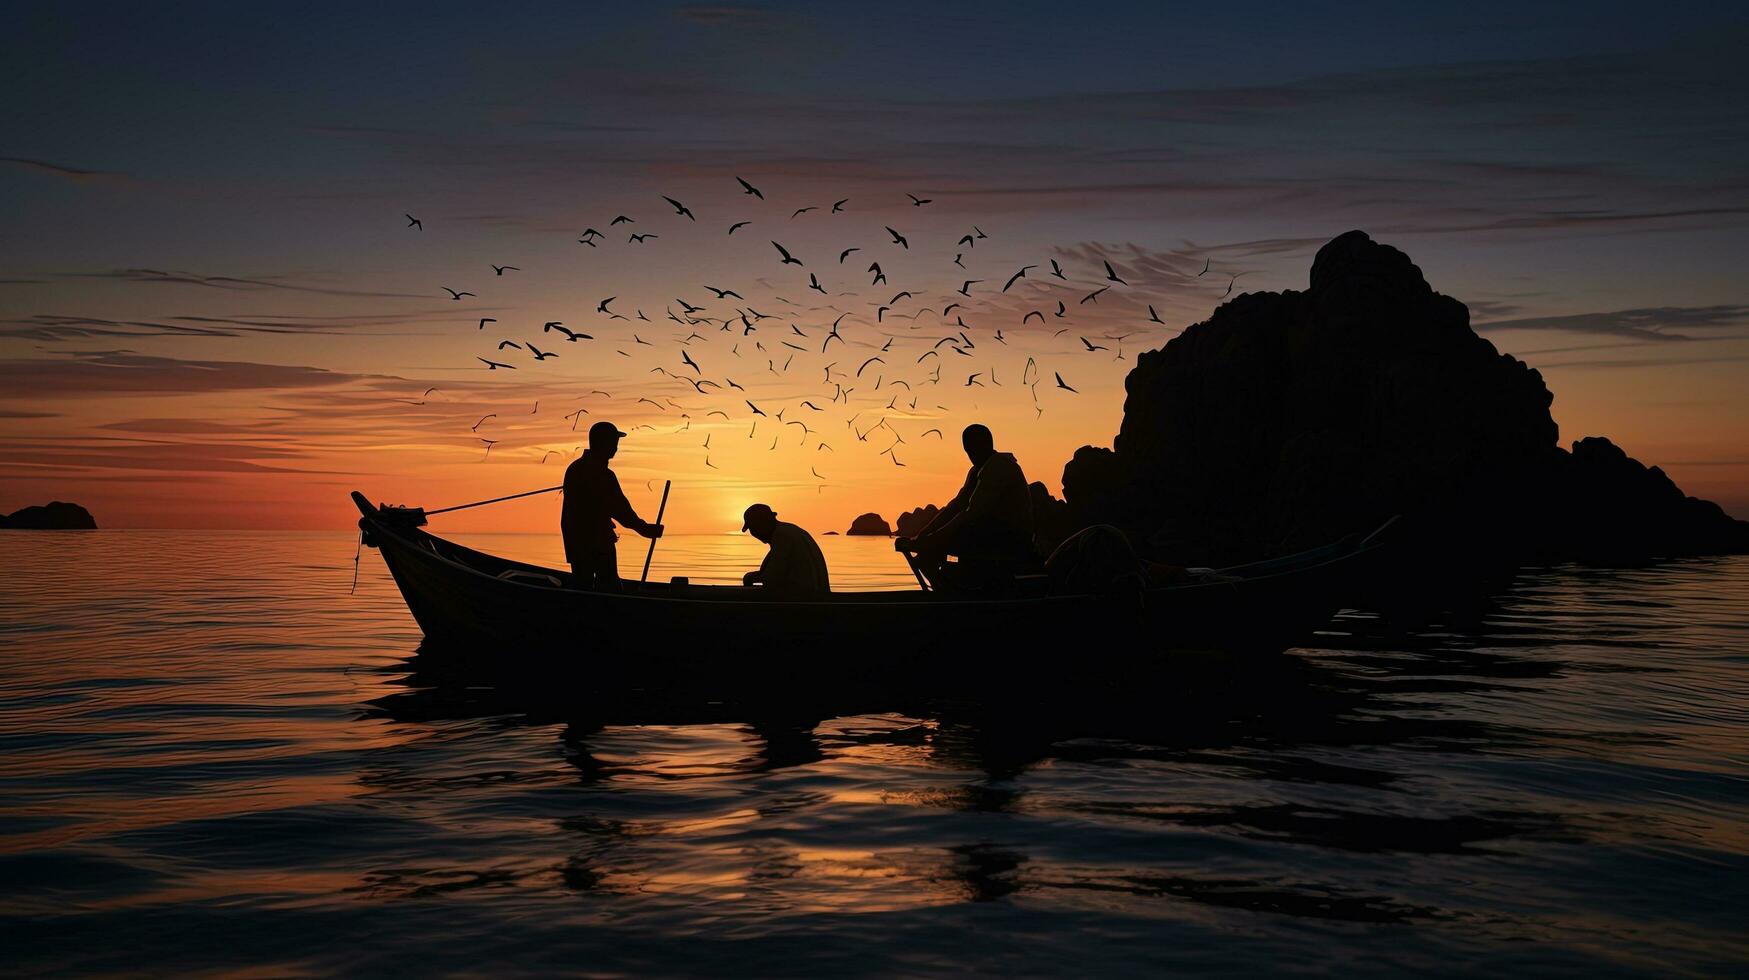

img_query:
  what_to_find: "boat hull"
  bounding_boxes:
[355,492,1382,680]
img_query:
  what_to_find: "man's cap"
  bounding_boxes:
[741,503,776,531]
[588,421,628,441]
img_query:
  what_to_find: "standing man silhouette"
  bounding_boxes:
[562,421,663,591]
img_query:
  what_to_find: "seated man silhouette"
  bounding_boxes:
[740,504,830,598]
[897,424,1034,586]
[561,421,663,591]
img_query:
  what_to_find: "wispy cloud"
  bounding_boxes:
[0,156,128,183]
[1477,305,1749,340]
[58,268,427,299]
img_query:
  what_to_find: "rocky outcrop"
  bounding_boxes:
[1060,230,1748,566]
[846,513,893,536]
[1,501,97,529]
[894,504,939,537]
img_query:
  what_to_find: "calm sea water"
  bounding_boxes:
[1,530,1745,976]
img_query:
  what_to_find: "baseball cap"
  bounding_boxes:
[588,421,628,443]
[741,503,776,531]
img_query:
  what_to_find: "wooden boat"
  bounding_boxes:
[353,491,1392,678]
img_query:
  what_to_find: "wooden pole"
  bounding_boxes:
[640,480,672,583]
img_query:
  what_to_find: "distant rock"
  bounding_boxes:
[846,513,892,536]
[823,531,839,535]
[894,504,939,537]
[1059,230,1748,566]
[1,501,97,530]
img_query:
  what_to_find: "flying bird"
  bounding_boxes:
[597,297,616,314]
[839,247,859,263]
[662,195,695,220]
[681,350,700,374]
[958,280,981,296]
[530,344,557,360]
[706,285,743,299]
[405,213,422,230]
[497,340,522,350]
[610,215,634,225]
[1081,286,1109,304]
[885,226,908,248]
[728,221,751,235]
[478,317,496,330]
[857,356,884,377]
[907,193,932,207]
[492,264,518,275]
[479,439,497,460]
[808,273,826,293]
[1148,305,1164,324]
[477,357,515,370]
[1103,260,1127,285]
[746,400,766,416]
[629,233,657,243]
[1003,266,1036,292]
[736,176,763,199]
[832,198,848,212]
[868,262,886,285]
[791,206,816,218]
[771,241,803,266]
[1198,257,1211,277]
[1080,337,1108,352]
[443,287,474,300]
[1055,372,1077,393]
[1050,259,1066,280]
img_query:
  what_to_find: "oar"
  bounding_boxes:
[425,484,562,516]
[901,547,931,592]
[640,479,672,583]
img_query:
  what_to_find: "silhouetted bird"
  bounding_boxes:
[597,297,616,314]
[885,227,908,248]
[478,317,496,330]
[662,196,695,220]
[1080,337,1108,352]
[1103,260,1127,285]
[772,241,803,266]
[478,357,515,370]
[492,264,518,275]
[629,233,657,243]
[792,206,816,218]
[471,414,495,431]
[728,221,750,235]
[736,176,763,199]
[1055,372,1077,392]
[610,215,634,225]
[1003,266,1035,292]
[530,344,557,360]
[839,247,859,263]
[443,287,474,300]
[907,193,932,207]
[405,213,422,230]
[497,340,521,350]
[832,198,848,212]
[1148,305,1163,324]
[1050,259,1066,280]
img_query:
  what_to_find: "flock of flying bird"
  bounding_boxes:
[400,178,1232,482]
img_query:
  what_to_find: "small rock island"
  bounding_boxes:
[845,513,893,536]
[1,502,98,530]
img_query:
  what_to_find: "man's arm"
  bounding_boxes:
[912,470,974,540]
[607,472,662,538]
[744,544,779,586]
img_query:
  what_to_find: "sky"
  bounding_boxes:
[2,1,1746,533]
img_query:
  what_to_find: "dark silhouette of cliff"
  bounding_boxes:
[1058,231,1748,568]
[1,501,97,529]
[845,512,893,536]
[894,504,939,538]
